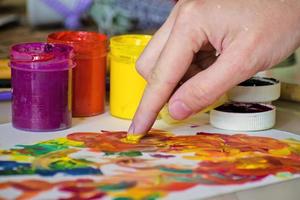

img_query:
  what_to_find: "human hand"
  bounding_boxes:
[128,0,300,136]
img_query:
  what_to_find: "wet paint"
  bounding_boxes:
[239,77,279,87]
[110,35,151,119]
[122,134,144,144]
[150,154,175,159]
[1,130,300,199]
[215,102,273,113]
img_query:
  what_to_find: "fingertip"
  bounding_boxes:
[127,104,158,136]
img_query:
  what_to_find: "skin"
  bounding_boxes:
[127,0,300,136]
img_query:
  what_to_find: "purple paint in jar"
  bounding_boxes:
[9,42,75,131]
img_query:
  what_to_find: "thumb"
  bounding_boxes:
[168,42,258,120]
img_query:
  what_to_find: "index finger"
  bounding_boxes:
[128,8,207,135]
[136,0,188,79]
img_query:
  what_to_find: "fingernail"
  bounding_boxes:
[169,101,192,120]
[127,122,135,134]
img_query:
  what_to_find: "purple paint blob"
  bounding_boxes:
[151,154,175,159]
[215,103,273,113]
[10,43,75,132]
[239,77,279,87]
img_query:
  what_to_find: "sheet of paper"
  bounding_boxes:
[0,113,300,200]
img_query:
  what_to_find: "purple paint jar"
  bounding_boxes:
[9,42,75,131]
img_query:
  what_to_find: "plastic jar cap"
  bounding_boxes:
[210,103,276,131]
[110,34,152,58]
[228,77,281,103]
[48,31,108,57]
[9,42,75,72]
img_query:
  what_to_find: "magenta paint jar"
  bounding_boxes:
[9,43,75,131]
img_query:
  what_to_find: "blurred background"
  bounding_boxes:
[0,0,175,60]
[0,0,298,66]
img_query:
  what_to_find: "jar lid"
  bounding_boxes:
[210,102,276,131]
[48,31,107,58]
[10,42,75,72]
[228,77,281,103]
[110,34,152,59]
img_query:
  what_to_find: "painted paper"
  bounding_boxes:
[1,114,300,199]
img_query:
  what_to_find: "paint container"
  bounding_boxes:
[48,31,108,117]
[9,43,75,131]
[228,77,281,103]
[110,35,151,119]
[210,103,276,131]
[0,59,10,79]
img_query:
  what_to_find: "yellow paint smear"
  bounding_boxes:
[121,134,144,144]
[269,147,291,156]
[159,94,228,124]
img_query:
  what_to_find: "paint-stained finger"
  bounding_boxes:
[128,1,208,135]
[168,40,258,120]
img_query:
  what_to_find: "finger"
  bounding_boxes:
[128,1,208,135]
[168,40,258,120]
[136,0,191,79]
[181,48,218,82]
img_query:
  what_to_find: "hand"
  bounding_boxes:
[128,0,300,136]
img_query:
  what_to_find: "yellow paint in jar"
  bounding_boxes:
[0,59,10,79]
[110,34,151,119]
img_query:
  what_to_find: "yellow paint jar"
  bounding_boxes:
[0,59,10,79]
[110,34,151,119]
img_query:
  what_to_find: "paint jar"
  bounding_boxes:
[9,42,75,131]
[48,31,108,117]
[110,34,151,119]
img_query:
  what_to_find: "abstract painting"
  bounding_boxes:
[1,124,300,200]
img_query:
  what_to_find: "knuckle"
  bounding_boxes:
[135,58,148,78]
[176,1,206,52]
[185,83,215,110]
[177,1,197,23]
[147,68,178,88]
[177,0,205,21]
[235,49,259,76]
[224,43,259,78]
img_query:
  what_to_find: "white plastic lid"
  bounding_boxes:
[228,77,281,103]
[210,103,276,131]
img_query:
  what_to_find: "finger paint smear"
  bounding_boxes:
[1,130,300,199]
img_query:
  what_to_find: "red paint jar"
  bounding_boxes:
[48,31,108,117]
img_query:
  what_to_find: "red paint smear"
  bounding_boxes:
[59,186,105,200]
[160,182,198,191]
[12,180,53,191]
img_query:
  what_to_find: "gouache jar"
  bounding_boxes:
[48,31,108,117]
[110,34,151,119]
[9,43,75,131]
